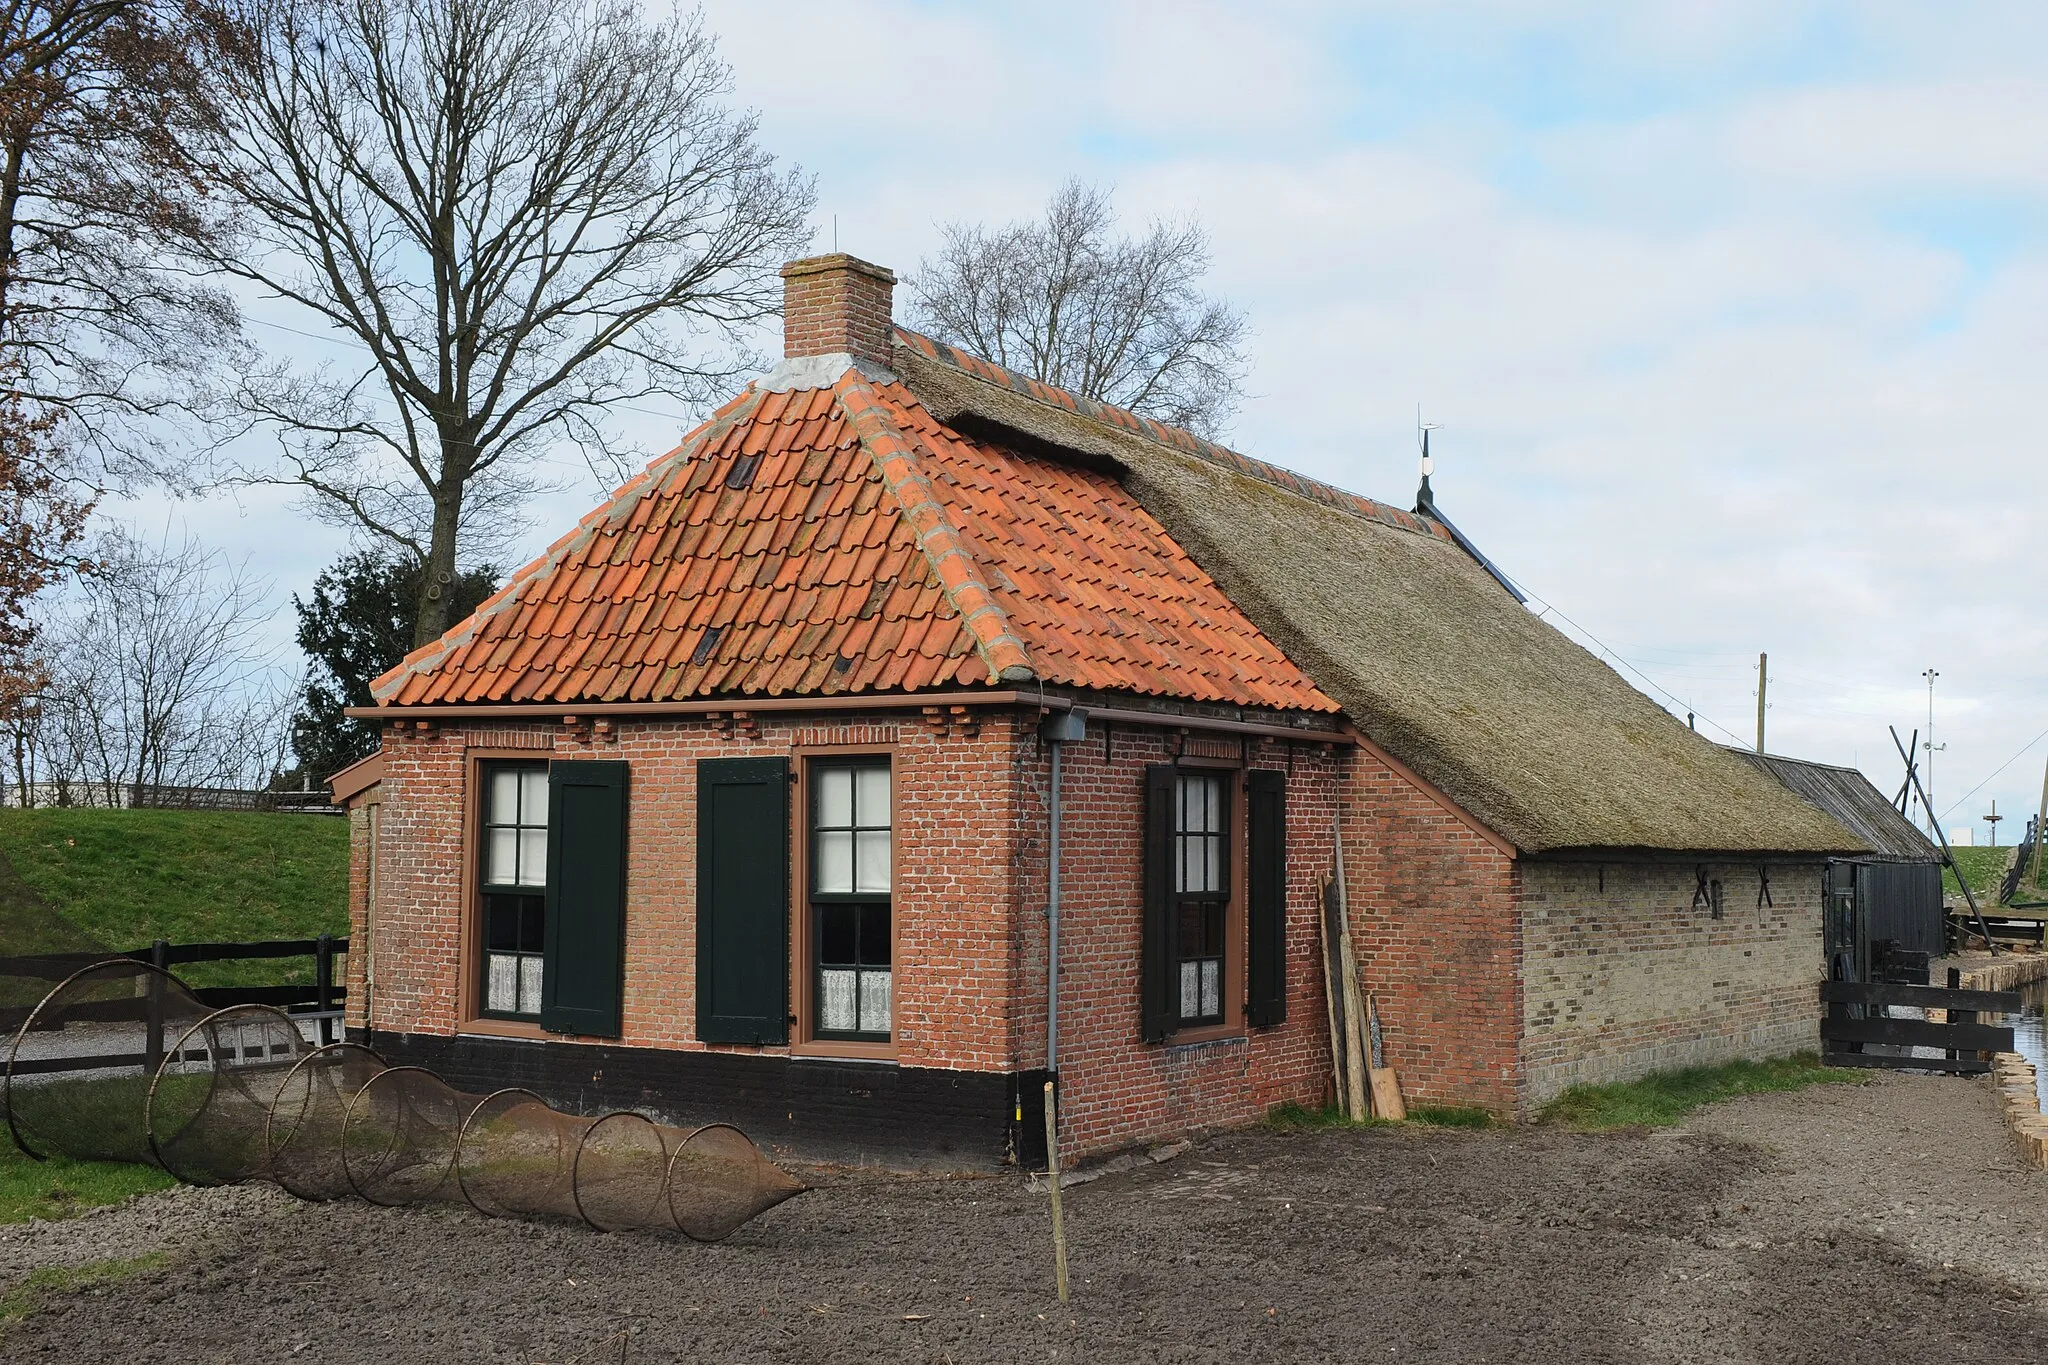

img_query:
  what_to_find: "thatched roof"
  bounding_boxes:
[894,333,1863,857]
[1727,750,1937,863]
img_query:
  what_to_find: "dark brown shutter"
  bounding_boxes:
[696,756,790,1045]
[1245,768,1287,1028]
[540,760,628,1038]
[1141,762,1176,1044]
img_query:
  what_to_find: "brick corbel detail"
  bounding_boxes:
[921,704,980,739]
[706,710,760,741]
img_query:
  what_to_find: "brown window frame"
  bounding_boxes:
[1166,759,1247,1044]
[458,748,556,1040]
[475,759,550,1022]
[789,745,900,1061]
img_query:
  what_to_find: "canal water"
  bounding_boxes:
[2007,978,2048,1112]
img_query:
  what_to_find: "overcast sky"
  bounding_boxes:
[139,0,2048,841]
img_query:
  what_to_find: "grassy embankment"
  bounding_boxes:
[1944,845,2014,900]
[0,807,348,1223]
[0,807,348,986]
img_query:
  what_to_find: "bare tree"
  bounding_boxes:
[34,524,285,805]
[0,1,238,467]
[182,0,814,645]
[911,180,1249,439]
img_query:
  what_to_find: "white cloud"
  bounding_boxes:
[122,0,2048,831]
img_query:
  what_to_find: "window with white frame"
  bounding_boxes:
[480,763,548,1018]
[1173,772,1229,1026]
[811,760,892,1041]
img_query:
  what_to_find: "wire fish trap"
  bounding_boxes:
[4,960,805,1240]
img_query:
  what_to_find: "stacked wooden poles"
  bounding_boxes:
[1322,817,1402,1120]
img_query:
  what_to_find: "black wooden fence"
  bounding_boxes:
[0,935,348,1059]
[1821,977,2018,1075]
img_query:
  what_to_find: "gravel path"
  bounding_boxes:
[1,1072,2045,1363]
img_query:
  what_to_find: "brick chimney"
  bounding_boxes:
[780,254,897,368]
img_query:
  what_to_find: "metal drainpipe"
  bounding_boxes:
[1049,738,1063,1076]
[1038,710,1088,1086]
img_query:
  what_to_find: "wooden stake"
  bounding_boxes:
[1332,819,1368,1122]
[1043,1081,1069,1303]
[1316,872,1350,1115]
[1365,993,1406,1121]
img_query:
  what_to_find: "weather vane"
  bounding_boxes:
[1416,406,1441,514]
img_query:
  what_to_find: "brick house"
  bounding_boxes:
[331,253,1865,1168]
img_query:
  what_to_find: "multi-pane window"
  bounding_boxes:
[1174,773,1229,1026]
[812,761,892,1040]
[481,764,548,1018]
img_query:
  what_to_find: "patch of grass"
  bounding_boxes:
[0,808,348,987]
[1538,1052,1860,1131]
[1944,846,2011,899]
[1407,1105,1496,1129]
[0,1141,172,1226]
[0,1251,170,1323]
[1262,1101,1390,1131]
[7,1073,214,1166]
[1265,1100,1500,1131]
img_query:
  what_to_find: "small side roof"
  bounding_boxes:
[328,750,384,807]
[1726,750,1939,863]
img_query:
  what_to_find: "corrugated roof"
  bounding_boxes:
[1726,750,1939,862]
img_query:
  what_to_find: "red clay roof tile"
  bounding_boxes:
[370,365,1336,713]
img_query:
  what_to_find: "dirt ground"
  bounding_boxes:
[2,1072,2046,1364]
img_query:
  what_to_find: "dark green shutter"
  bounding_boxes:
[1246,768,1287,1028]
[696,756,790,1045]
[540,760,628,1038]
[1141,763,1176,1044]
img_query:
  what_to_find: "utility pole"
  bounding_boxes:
[1984,799,2002,848]
[1755,653,1768,753]
[1922,669,1941,839]
[2032,753,2048,891]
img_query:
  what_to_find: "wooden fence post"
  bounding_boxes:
[1043,1080,1069,1303]
[314,932,335,1047]
[144,938,168,1075]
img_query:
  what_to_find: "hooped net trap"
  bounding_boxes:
[2,961,804,1240]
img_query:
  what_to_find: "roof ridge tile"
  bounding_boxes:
[833,373,1036,686]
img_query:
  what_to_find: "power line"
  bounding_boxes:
[1510,581,1752,748]
[1938,721,2048,822]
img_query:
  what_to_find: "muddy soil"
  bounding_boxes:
[2,1072,2046,1364]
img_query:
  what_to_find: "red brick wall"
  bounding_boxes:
[354,710,1023,1070]
[1020,725,1340,1159]
[351,707,1352,1162]
[350,701,1817,1155]
[1340,753,1522,1116]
